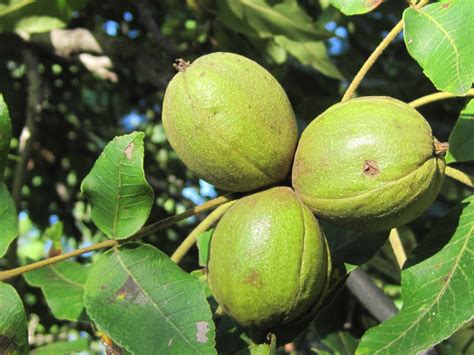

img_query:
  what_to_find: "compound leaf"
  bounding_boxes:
[357,195,474,354]
[403,0,474,95]
[81,132,154,240]
[0,283,28,354]
[84,244,216,354]
[23,261,90,321]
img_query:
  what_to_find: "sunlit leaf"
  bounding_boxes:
[403,0,474,95]
[0,183,18,258]
[197,230,213,268]
[23,260,90,321]
[0,0,33,17]
[357,195,474,354]
[84,244,216,354]
[0,283,28,354]
[446,99,474,163]
[0,94,12,180]
[329,0,382,16]
[81,132,154,240]
[0,0,87,34]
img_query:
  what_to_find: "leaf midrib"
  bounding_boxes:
[114,249,201,353]
[414,6,463,91]
[48,265,85,289]
[241,0,308,31]
[373,225,473,353]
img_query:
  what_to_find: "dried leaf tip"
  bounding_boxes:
[434,140,449,155]
[173,59,190,72]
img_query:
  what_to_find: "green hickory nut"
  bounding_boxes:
[292,96,446,232]
[208,186,330,332]
[162,52,298,192]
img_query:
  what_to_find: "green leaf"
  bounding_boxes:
[0,283,28,355]
[84,244,216,354]
[314,331,358,354]
[0,182,18,258]
[329,0,383,15]
[81,132,154,240]
[218,0,331,42]
[197,230,213,268]
[0,0,34,17]
[215,315,251,354]
[274,36,343,79]
[23,260,90,321]
[237,335,276,355]
[31,339,89,354]
[446,99,474,163]
[357,195,474,354]
[403,0,474,95]
[0,0,87,34]
[322,221,388,265]
[0,94,12,180]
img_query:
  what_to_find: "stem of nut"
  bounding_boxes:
[434,140,449,155]
[170,201,236,264]
[173,58,191,72]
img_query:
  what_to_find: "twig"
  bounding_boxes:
[445,166,474,188]
[132,194,234,239]
[171,201,235,264]
[346,268,398,322]
[12,47,43,208]
[0,240,118,281]
[0,194,235,281]
[7,46,43,268]
[341,0,431,102]
[388,228,407,269]
[341,20,404,102]
[409,89,474,108]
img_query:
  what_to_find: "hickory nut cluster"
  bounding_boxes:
[162,52,445,340]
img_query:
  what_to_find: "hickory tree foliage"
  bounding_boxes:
[0,0,473,354]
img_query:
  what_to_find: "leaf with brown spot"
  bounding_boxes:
[81,132,153,240]
[124,142,134,160]
[84,244,217,354]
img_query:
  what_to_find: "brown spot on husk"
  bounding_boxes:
[244,270,264,288]
[363,160,379,176]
